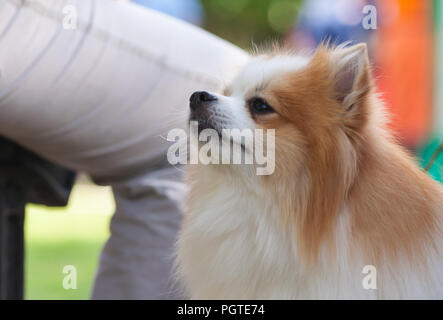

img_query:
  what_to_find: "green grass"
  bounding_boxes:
[24,183,114,300]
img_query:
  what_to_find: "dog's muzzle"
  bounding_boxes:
[189,91,219,132]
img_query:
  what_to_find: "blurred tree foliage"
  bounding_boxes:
[200,0,303,49]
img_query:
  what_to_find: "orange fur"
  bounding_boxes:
[251,43,442,266]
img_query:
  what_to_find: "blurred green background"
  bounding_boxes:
[25,181,114,299]
[200,0,303,48]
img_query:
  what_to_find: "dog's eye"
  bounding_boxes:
[248,98,274,114]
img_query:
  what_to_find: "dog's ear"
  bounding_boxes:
[331,43,372,111]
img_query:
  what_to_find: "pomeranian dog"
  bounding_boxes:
[176,43,443,299]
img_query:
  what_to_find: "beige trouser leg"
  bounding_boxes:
[0,0,248,299]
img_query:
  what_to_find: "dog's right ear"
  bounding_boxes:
[330,43,372,111]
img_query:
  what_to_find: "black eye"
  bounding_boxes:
[248,97,274,114]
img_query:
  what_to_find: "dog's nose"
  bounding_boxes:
[190,91,217,110]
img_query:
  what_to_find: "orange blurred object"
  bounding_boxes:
[374,0,432,147]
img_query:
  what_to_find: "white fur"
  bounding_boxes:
[204,55,310,132]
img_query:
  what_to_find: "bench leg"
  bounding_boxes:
[0,184,25,300]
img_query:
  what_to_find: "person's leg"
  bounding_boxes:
[93,166,186,299]
[0,0,248,298]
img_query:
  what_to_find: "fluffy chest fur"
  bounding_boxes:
[177,167,368,299]
[177,168,302,299]
[176,165,443,299]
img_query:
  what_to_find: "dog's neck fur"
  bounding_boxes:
[177,112,443,298]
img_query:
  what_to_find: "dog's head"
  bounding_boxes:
[189,43,378,261]
[189,43,373,178]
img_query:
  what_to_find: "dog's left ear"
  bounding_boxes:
[331,43,372,111]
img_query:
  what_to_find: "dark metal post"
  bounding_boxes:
[0,182,25,300]
[0,137,75,300]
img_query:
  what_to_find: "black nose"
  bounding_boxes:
[190,91,217,110]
